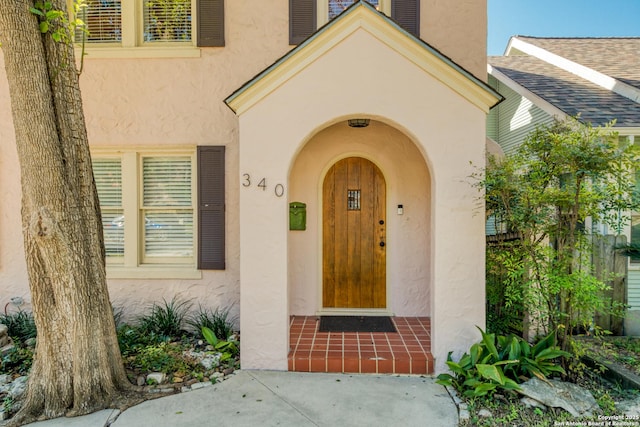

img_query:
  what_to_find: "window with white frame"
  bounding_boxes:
[93,151,196,267]
[74,0,225,47]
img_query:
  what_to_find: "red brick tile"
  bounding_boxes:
[310,358,326,372]
[343,357,360,373]
[327,357,342,373]
[394,358,411,374]
[411,360,428,375]
[294,357,310,372]
[288,358,293,371]
[360,358,376,373]
[377,358,394,374]
[343,351,359,359]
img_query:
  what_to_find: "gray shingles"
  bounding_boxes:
[489,55,640,127]
[515,37,640,92]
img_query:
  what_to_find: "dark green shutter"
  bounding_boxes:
[198,0,225,47]
[392,0,419,37]
[290,0,316,45]
[198,146,225,269]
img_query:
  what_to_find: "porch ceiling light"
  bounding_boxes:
[348,118,370,128]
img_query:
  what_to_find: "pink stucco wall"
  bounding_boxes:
[0,0,489,371]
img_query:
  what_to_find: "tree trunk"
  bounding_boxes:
[0,1,133,423]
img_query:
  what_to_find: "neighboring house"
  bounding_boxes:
[487,36,640,333]
[0,0,501,373]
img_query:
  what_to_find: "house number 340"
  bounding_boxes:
[242,174,285,197]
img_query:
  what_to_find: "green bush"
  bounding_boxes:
[0,311,36,343]
[201,326,238,363]
[188,305,236,340]
[436,327,569,398]
[1,345,33,376]
[129,342,197,374]
[137,297,192,339]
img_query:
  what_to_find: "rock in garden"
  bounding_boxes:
[24,338,36,348]
[0,344,14,357]
[8,376,28,399]
[518,377,598,417]
[136,375,146,386]
[521,396,546,411]
[223,367,234,376]
[0,374,11,385]
[478,409,493,418]
[146,372,166,385]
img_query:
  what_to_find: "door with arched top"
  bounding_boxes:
[323,157,386,308]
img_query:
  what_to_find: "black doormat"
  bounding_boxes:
[319,316,396,333]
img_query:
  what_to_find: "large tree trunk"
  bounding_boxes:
[0,1,133,423]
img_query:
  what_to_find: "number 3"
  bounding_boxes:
[242,173,251,187]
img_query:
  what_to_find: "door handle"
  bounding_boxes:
[379,241,385,247]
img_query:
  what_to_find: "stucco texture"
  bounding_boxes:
[288,121,431,317]
[236,26,489,371]
[0,0,490,373]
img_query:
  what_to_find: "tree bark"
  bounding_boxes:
[0,1,133,423]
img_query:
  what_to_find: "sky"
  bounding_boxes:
[488,0,640,55]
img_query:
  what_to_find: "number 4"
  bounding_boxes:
[258,178,266,191]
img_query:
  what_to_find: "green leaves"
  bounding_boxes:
[30,1,71,42]
[436,327,568,398]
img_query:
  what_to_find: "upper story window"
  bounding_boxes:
[75,0,224,49]
[328,0,379,20]
[290,0,419,45]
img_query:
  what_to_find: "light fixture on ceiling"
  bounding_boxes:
[348,118,370,128]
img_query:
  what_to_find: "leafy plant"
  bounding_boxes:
[201,326,238,362]
[436,327,569,398]
[188,305,236,340]
[129,342,196,374]
[117,323,165,356]
[478,117,640,351]
[138,297,192,340]
[1,345,34,376]
[0,310,36,344]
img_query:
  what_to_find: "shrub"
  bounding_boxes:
[137,297,192,339]
[188,305,236,340]
[436,327,569,398]
[0,310,36,343]
[1,345,33,376]
[129,342,197,374]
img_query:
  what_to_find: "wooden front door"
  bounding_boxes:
[323,157,386,308]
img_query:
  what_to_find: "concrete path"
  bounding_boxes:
[24,371,458,427]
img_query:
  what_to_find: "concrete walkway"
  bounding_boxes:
[24,371,457,427]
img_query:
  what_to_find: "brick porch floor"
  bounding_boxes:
[288,316,433,374]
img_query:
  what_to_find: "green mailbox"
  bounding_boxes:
[289,202,306,230]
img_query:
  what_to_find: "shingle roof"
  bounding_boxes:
[489,37,640,127]
[515,37,640,91]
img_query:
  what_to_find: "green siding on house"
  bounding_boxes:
[488,79,554,156]
[629,270,640,310]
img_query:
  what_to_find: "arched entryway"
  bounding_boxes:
[322,157,386,310]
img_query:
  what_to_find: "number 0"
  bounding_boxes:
[275,184,284,197]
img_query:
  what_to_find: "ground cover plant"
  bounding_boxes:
[0,299,240,420]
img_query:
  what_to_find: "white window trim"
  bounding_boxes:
[71,0,200,59]
[93,146,201,279]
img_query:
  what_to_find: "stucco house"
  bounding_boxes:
[0,0,501,374]
[487,36,640,333]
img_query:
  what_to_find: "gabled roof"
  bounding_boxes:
[490,36,640,128]
[226,1,501,115]
[510,37,640,92]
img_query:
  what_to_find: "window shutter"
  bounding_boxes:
[198,0,225,47]
[290,0,316,45]
[392,0,419,37]
[198,146,225,269]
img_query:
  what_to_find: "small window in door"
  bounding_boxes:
[347,190,361,210]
